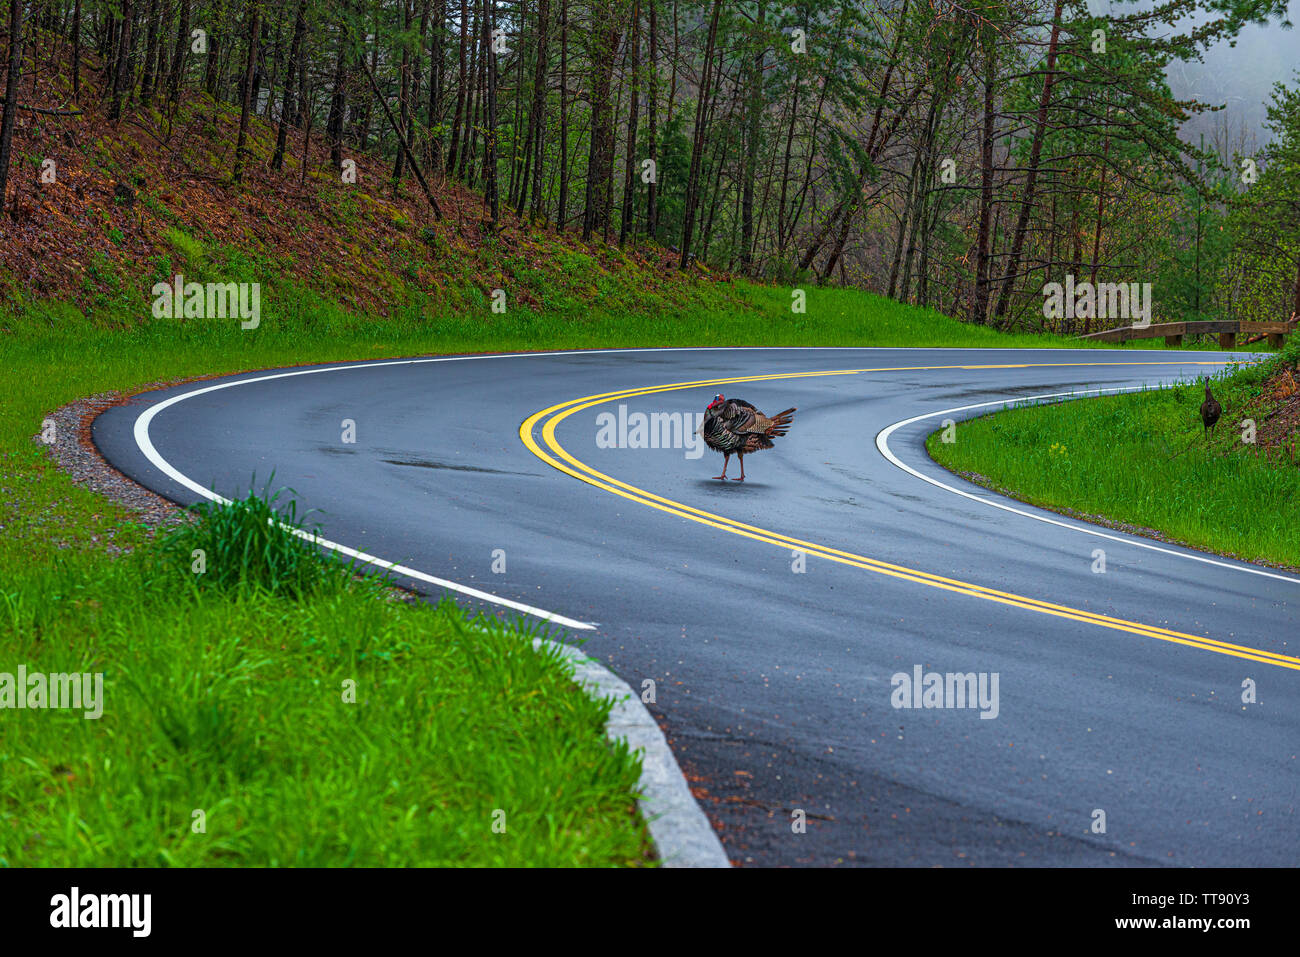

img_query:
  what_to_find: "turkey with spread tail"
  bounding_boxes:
[701,394,796,481]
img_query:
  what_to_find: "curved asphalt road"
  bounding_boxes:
[94,348,1300,867]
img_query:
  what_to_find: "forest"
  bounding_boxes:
[3,0,1300,334]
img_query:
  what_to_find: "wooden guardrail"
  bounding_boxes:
[1076,319,1296,349]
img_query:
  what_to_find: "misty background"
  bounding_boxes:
[1119,0,1300,152]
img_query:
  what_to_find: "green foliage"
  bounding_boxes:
[1224,71,1300,323]
[1158,179,1234,323]
[158,486,354,599]
[163,227,208,266]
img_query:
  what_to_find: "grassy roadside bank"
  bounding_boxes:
[925,346,1300,570]
[2,503,647,866]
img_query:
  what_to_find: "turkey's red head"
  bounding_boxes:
[708,393,725,411]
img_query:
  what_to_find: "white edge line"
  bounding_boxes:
[875,385,1300,586]
[130,352,606,630]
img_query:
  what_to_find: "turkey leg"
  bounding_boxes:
[734,453,746,481]
[713,453,730,480]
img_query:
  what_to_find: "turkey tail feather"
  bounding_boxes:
[765,407,797,436]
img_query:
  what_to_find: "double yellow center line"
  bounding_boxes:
[520,361,1300,672]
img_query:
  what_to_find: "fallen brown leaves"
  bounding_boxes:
[0,36,702,320]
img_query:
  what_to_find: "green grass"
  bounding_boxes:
[157,487,352,599]
[926,349,1300,569]
[1,543,646,866]
[12,235,1247,352]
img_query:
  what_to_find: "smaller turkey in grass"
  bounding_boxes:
[700,394,796,481]
[1200,377,1222,444]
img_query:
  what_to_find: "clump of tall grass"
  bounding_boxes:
[158,485,354,598]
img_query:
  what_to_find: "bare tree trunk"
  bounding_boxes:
[233,3,261,184]
[887,203,909,300]
[891,149,922,301]
[428,0,445,171]
[582,19,623,241]
[262,15,284,122]
[1084,121,1112,334]
[296,29,308,125]
[108,0,134,120]
[556,0,568,228]
[526,0,550,221]
[678,0,722,267]
[153,7,171,99]
[775,83,798,255]
[412,0,430,164]
[991,0,1064,323]
[482,0,498,228]
[326,11,350,171]
[447,0,468,174]
[251,14,268,109]
[394,0,412,180]
[359,50,444,218]
[272,0,308,171]
[645,0,657,239]
[740,1,764,271]
[666,0,677,126]
[971,34,997,325]
[458,4,481,181]
[71,0,82,100]
[618,0,640,245]
[517,0,549,219]
[0,0,23,208]
[413,0,428,141]
[139,0,160,106]
[357,9,378,149]
[300,84,314,187]
[102,11,116,62]
[699,77,735,259]
[168,0,189,103]
[203,31,220,95]
[507,0,524,207]
[820,180,873,283]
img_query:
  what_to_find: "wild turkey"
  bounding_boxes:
[701,394,796,481]
[1200,378,1221,443]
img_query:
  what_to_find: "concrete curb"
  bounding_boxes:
[536,638,731,868]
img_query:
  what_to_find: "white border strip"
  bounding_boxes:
[130,354,612,630]
[875,386,1300,585]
